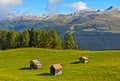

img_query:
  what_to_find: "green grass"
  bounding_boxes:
[0,48,120,81]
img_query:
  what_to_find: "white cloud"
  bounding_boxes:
[47,0,61,11]
[49,0,61,4]
[0,0,23,18]
[65,2,89,11]
[0,0,22,5]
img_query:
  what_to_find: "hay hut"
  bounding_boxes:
[78,56,88,63]
[50,64,62,76]
[30,60,42,69]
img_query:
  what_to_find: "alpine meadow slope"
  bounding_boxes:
[0,48,120,81]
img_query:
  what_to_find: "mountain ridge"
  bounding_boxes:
[0,6,120,50]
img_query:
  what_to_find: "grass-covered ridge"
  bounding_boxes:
[0,48,120,81]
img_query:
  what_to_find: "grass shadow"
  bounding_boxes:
[70,61,81,64]
[36,73,52,76]
[18,67,30,70]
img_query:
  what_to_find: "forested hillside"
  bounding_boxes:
[0,29,76,50]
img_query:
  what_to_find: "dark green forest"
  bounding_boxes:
[0,28,78,50]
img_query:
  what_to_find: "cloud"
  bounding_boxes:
[0,0,22,5]
[65,2,89,11]
[47,0,61,11]
[0,0,23,18]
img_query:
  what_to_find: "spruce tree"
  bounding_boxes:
[63,32,74,49]
[36,30,47,48]
[46,29,62,49]
[28,28,37,47]
[6,30,17,49]
[18,30,30,47]
[0,30,8,50]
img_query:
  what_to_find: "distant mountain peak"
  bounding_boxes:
[105,6,119,11]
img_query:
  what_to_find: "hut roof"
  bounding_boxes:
[52,64,62,69]
[79,56,88,59]
[30,60,42,65]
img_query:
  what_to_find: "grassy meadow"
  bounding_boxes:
[0,48,120,81]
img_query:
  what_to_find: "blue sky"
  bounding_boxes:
[0,0,120,15]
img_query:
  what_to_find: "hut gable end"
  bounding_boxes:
[50,64,62,76]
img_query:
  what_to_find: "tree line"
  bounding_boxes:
[0,28,79,50]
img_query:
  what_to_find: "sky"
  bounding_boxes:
[0,0,120,16]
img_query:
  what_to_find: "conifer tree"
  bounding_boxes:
[63,32,74,49]
[0,30,8,50]
[18,29,30,47]
[36,30,47,48]
[28,28,37,47]
[46,29,62,49]
[6,30,17,49]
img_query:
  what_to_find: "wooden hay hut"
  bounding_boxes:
[78,56,88,63]
[50,64,62,76]
[30,60,42,70]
